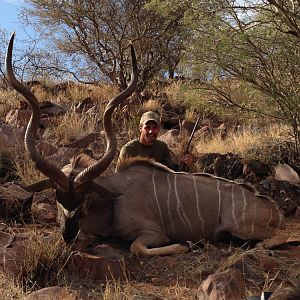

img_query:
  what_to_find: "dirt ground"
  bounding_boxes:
[57,219,300,299]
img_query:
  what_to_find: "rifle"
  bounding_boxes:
[178,117,201,172]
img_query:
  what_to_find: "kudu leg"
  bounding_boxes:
[130,230,189,256]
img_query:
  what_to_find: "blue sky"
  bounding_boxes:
[0,0,34,39]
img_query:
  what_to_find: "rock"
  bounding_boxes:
[0,239,26,279]
[0,183,33,222]
[5,109,31,127]
[243,160,272,183]
[45,147,92,167]
[258,178,300,216]
[163,117,180,129]
[216,123,227,139]
[268,285,300,299]
[197,268,245,300]
[158,129,180,149]
[194,126,213,140]
[26,286,95,300]
[0,231,15,248]
[197,153,221,174]
[274,163,300,184]
[70,245,126,281]
[181,120,200,135]
[75,97,95,112]
[0,122,24,149]
[39,100,67,116]
[63,132,100,149]
[0,151,20,183]
[33,202,57,223]
[213,153,243,179]
[37,141,58,157]
[197,152,243,179]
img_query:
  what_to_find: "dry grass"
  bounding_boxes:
[23,228,69,289]
[184,108,198,122]
[0,271,26,300]
[99,278,195,299]
[141,99,161,113]
[43,110,100,145]
[55,82,118,105]
[218,247,300,298]
[30,85,52,102]
[14,153,46,185]
[0,89,20,119]
[195,123,293,164]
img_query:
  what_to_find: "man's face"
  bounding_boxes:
[139,121,160,145]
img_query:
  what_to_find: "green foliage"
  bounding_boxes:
[23,0,185,90]
[151,0,300,149]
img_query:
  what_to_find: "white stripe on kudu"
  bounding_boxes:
[249,201,257,239]
[242,188,247,224]
[166,174,173,230]
[231,185,239,231]
[216,180,222,225]
[193,176,205,234]
[267,208,273,228]
[152,170,165,232]
[174,174,192,231]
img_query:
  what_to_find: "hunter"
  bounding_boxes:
[117,111,193,171]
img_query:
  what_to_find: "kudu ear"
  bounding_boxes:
[24,179,55,192]
[88,181,122,199]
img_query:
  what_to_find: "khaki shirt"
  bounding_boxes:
[117,138,172,168]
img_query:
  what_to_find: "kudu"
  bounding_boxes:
[6,33,285,256]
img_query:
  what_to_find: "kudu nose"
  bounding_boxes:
[62,216,80,243]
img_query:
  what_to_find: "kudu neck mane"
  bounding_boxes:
[117,156,174,173]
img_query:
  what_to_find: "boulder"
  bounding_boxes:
[0,122,24,149]
[181,119,200,135]
[158,129,180,149]
[75,97,95,112]
[0,231,15,248]
[213,153,243,179]
[197,153,243,179]
[0,238,26,279]
[39,100,67,116]
[70,245,126,281]
[33,202,57,223]
[197,268,245,300]
[45,147,93,167]
[243,160,272,184]
[26,286,95,300]
[63,132,100,149]
[0,183,33,222]
[37,141,58,157]
[274,163,300,184]
[258,178,300,216]
[5,109,31,127]
[194,126,213,140]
